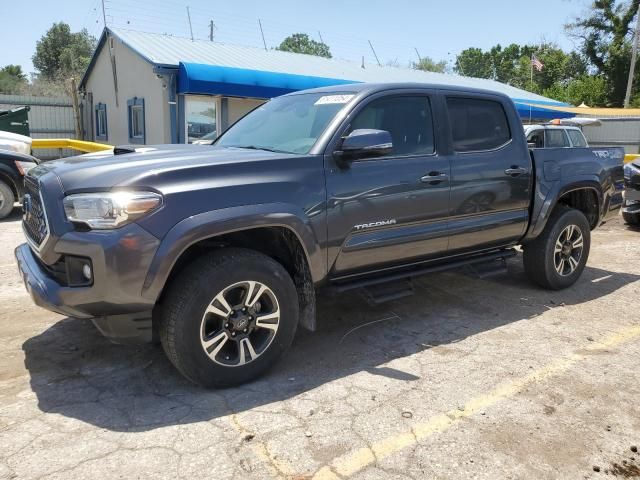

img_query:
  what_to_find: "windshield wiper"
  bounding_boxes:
[228,145,292,154]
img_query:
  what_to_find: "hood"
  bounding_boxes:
[30,144,295,192]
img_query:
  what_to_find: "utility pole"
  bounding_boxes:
[624,3,640,107]
[186,6,194,41]
[368,40,381,66]
[414,48,422,64]
[318,31,325,44]
[258,19,268,51]
[101,0,107,27]
[209,20,214,41]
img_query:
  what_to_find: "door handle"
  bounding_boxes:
[421,172,449,184]
[504,166,527,177]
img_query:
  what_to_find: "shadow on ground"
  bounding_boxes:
[22,258,639,431]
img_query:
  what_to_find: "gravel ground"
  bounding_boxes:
[0,206,639,480]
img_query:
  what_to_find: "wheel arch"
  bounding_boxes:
[143,204,322,330]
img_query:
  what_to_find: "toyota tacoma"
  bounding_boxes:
[15,83,624,387]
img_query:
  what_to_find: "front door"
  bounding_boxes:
[325,93,451,277]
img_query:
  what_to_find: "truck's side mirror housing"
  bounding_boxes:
[334,129,393,167]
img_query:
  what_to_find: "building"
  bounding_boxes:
[80,28,571,146]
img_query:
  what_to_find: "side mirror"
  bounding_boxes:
[334,129,393,166]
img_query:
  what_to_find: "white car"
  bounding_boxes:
[523,124,590,149]
[0,130,32,155]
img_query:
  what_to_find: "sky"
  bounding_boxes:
[0,0,592,77]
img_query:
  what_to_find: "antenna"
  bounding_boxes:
[186,6,194,41]
[414,48,422,64]
[368,40,381,66]
[258,19,267,51]
[209,20,215,41]
[318,31,325,44]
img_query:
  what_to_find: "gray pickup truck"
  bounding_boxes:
[15,83,624,387]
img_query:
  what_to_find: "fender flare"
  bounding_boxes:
[524,176,603,241]
[141,202,324,302]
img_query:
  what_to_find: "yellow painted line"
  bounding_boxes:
[229,412,294,479]
[312,324,640,479]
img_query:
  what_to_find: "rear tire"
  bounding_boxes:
[523,205,591,290]
[159,248,299,388]
[0,181,14,219]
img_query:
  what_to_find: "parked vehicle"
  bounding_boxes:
[15,83,624,387]
[524,124,589,149]
[623,158,640,225]
[0,130,32,155]
[0,149,39,219]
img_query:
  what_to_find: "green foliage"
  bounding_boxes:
[412,56,448,73]
[32,22,96,80]
[276,33,332,58]
[567,0,640,106]
[0,65,27,94]
[543,75,609,106]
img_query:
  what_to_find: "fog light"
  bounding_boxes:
[82,263,92,280]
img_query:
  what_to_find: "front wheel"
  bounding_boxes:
[0,181,14,219]
[523,205,591,290]
[160,248,299,388]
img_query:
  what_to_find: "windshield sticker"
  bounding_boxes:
[314,94,355,105]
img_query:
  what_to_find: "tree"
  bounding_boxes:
[32,22,96,80]
[455,47,493,78]
[566,0,640,106]
[276,33,332,58]
[412,56,448,73]
[0,65,27,94]
[543,75,609,106]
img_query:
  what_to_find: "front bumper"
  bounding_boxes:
[15,222,161,343]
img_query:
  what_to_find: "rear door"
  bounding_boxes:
[445,94,532,252]
[325,91,451,277]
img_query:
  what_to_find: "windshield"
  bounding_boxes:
[215,92,355,154]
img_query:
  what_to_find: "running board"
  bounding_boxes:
[331,249,517,294]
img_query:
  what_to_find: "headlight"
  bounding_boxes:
[14,160,37,176]
[63,191,162,229]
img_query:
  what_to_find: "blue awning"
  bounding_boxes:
[178,62,357,98]
[178,62,573,120]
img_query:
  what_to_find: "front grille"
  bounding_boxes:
[22,176,49,247]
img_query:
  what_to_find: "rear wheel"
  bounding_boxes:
[0,181,14,219]
[523,205,591,290]
[160,248,299,388]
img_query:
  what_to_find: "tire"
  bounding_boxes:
[523,205,591,290]
[622,209,640,226]
[159,248,299,388]
[0,181,14,219]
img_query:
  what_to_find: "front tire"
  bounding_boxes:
[160,248,299,388]
[523,205,591,290]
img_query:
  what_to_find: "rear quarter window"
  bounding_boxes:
[446,97,511,152]
[567,129,587,147]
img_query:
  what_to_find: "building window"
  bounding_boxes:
[185,95,218,143]
[127,97,145,144]
[95,103,107,141]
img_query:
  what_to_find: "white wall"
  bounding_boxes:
[227,97,264,126]
[84,35,170,145]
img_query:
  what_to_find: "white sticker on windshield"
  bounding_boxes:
[314,94,355,105]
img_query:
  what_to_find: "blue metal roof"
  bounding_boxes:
[84,28,572,119]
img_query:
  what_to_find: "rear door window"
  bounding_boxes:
[446,97,511,152]
[526,129,544,148]
[545,129,570,148]
[566,129,587,147]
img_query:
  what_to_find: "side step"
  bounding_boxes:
[332,249,517,294]
[361,279,415,305]
[465,257,509,279]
